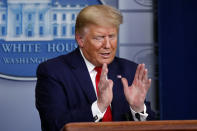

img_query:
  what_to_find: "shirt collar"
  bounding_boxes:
[80,49,95,73]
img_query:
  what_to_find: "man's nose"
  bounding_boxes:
[103,37,111,48]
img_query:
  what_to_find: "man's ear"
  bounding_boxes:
[76,33,84,48]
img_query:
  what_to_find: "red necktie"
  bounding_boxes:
[94,67,112,121]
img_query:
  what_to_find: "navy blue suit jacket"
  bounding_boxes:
[36,48,155,131]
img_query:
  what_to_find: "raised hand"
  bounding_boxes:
[97,63,113,113]
[121,64,151,112]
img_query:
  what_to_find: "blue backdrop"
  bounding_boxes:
[158,0,197,120]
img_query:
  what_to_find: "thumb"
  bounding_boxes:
[121,77,128,89]
[108,79,114,89]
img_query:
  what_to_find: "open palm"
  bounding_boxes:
[121,64,151,112]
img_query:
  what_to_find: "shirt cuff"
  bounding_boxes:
[91,101,106,122]
[130,104,148,121]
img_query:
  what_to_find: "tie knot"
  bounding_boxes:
[94,67,102,73]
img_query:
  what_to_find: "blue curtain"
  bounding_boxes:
[158,0,197,120]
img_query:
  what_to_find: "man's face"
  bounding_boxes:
[77,24,118,67]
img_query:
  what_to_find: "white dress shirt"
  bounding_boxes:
[80,49,148,122]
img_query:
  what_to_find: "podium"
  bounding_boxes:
[64,120,197,131]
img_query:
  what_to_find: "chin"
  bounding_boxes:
[101,59,113,65]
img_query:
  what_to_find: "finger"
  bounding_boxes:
[108,79,114,89]
[138,64,145,81]
[121,77,128,89]
[100,63,108,81]
[146,78,152,90]
[134,64,141,82]
[142,68,148,82]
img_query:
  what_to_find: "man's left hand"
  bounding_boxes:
[121,64,151,112]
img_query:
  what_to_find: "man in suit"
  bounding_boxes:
[36,5,155,131]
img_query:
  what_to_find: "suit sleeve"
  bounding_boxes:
[145,101,157,120]
[35,63,94,131]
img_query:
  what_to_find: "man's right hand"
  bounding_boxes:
[97,63,113,113]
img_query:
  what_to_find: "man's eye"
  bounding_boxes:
[109,35,115,39]
[94,36,104,41]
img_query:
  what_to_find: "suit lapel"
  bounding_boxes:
[108,58,130,120]
[67,48,97,104]
[108,59,121,112]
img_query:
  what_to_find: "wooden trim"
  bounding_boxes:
[64,120,197,131]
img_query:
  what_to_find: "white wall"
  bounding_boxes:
[0,79,40,131]
[118,0,158,111]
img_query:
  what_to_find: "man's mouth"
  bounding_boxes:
[100,52,111,58]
